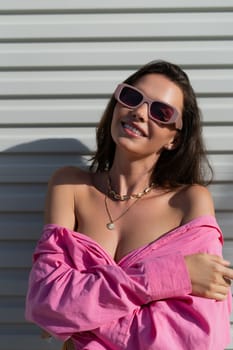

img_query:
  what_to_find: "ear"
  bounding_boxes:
[164,133,181,151]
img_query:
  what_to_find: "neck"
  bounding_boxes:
[109,161,155,196]
[107,173,154,201]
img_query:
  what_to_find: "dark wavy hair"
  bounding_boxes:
[90,60,213,188]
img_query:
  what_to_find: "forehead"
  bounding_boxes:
[133,73,184,111]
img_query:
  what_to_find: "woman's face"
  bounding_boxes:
[111,73,184,159]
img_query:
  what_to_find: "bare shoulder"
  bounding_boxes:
[48,165,90,186]
[45,166,91,228]
[178,184,215,224]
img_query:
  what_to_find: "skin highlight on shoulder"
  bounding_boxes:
[179,184,215,224]
[48,166,88,186]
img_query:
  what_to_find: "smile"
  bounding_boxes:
[122,122,145,137]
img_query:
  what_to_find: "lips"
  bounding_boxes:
[121,122,146,137]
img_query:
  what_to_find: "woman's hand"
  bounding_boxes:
[184,254,233,300]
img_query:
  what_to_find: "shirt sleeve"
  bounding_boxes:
[25,225,191,341]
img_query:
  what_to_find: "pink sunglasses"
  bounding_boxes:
[114,83,182,130]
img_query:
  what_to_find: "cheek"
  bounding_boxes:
[112,103,125,120]
[148,123,176,146]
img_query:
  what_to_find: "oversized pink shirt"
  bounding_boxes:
[25,215,232,349]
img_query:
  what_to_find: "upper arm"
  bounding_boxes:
[44,166,77,230]
[181,185,215,224]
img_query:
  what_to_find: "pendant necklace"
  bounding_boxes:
[105,175,155,230]
[104,195,140,230]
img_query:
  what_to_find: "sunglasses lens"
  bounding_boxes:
[150,102,174,122]
[117,85,177,125]
[119,86,143,107]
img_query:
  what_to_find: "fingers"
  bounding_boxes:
[222,266,233,280]
[223,276,232,286]
[201,283,230,301]
[209,292,229,302]
[209,254,231,267]
[209,259,233,287]
[202,254,233,280]
[212,261,233,281]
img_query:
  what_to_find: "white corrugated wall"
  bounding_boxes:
[0,1,232,349]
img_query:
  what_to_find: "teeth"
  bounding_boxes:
[124,123,143,136]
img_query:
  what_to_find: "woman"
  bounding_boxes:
[25,60,232,349]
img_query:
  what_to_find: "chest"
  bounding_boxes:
[75,188,183,262]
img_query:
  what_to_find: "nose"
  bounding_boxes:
[132,102,149,122]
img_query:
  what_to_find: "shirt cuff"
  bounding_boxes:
[144,252,192,300]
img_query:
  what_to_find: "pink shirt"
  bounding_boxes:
[25,215,231,349]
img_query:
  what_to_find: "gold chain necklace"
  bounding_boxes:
[104,195,140,230]
[107,174,154,201]
[105,175,155,230]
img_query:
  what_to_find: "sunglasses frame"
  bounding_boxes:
[114,83,182,130]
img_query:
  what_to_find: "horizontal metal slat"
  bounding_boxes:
[0,127,96,153]
[0,334,61,350]
[0,13,233,40]
[0,323,42,335]
[0,270,29,296]
[0,97,232,125]
[209,154,233,182]
[204,126,233,152]
[0,99,105,125]
[0,0,232,11]
[0,242,35,268]
[199,98,233,123]
[0,297,27,323]
[0,41,233,67]
[210,184,233,211]
[210,212,233,240]
[0,155,89,183]
[0,213,43,240]
[0,183,46,212]
[0,154,232,183]
[0,69,232,96]
[0,126,233,153]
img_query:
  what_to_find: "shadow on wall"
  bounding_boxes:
[2,137,92,229]
[0,138,92,349]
